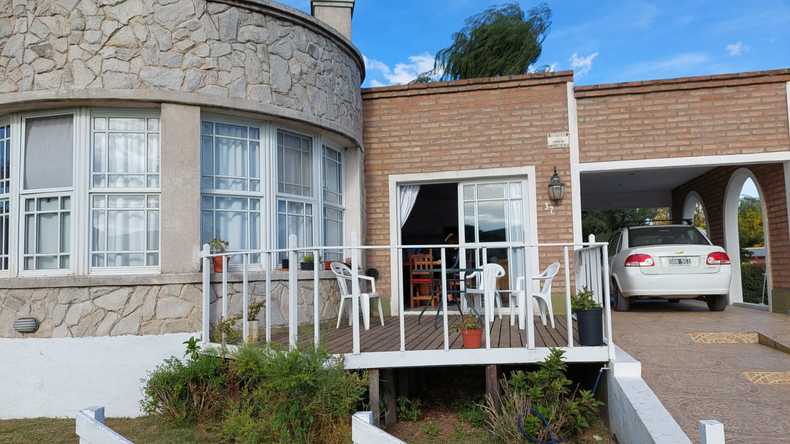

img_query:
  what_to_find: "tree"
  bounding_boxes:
[434,2,552,81]
[582,208,670,242]
[738,196,764,248]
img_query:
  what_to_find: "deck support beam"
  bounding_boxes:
[382,369,398,427]
[485,364,499,404]
[369,368,381,426]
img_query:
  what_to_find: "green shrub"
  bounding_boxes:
[741,263,766,304]
[141,349,228,425]
[222,345,367,444]
[457,400,486,428]
[397,397,423,422]
[483,348,602,442]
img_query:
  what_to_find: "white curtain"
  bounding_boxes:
[399,185,420,228]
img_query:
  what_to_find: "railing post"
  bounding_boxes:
[602,242,615,360]
[564,246,573,348]
[242,253,249,343]
[313,248,320,350]
[441,248,449,351]
[350,232,361,354]
[396,245,405,352]
[525,243,535,349]
[265,251,272,343]
[221,255,228,343]
[288,235,298,350]
[201,243,210,345]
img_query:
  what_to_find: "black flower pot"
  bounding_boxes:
[300,262,314,271]
[576,308,603,346]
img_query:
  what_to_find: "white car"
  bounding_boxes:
[608,224,731,311]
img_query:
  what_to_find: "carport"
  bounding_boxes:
[577,157,789,313]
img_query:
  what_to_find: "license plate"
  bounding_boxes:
[669,257,693,266]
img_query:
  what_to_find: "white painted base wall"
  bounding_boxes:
[0,333,195,419]
[607,346,691,444]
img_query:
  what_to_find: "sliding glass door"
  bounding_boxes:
[458,180,528,312]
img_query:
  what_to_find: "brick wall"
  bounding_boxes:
[672,164,790,311]
[576,70,790,163]
[362,74,576,308]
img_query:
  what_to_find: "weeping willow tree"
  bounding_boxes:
[434,2,552,81]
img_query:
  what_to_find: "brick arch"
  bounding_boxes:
[681,190,711,236]
[672,163,790,312]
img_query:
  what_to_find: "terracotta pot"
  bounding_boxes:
[462,328,482,349]
[324,260,332,270]
[212,256,224,273]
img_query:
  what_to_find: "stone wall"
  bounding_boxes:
[0,0,363,143]
[0,277,340,338]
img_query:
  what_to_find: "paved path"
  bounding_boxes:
[613,301,790,444]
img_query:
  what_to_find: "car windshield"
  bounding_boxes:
[628,226,710,247]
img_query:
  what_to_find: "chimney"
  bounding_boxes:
[311,0,355,40]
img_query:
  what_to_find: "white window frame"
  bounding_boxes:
[322,144,345,261]
[0,118,10,275]
[88,110,162,275]
[200,115,268,267]
[273,128,321,261]
[17,109,80,277]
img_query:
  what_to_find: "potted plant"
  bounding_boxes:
[572,288,603,346]
[457,314,482,349]
[281,257,289,270]
[301,254,315,271]
[247,301,264,343]
[324,259,333,270]
[209,239,228,273]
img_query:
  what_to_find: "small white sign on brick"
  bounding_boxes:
[547,131,570,149]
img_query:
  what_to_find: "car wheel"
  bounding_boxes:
[611,281,630,312]
[706,295,728,312]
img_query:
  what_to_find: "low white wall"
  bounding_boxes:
[607,346,691,444]
[0,332,194,418]
[76,406,133,444]
[351,411,404,444]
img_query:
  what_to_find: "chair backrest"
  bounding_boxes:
[409,253,435,273]
[538,262,561,297]
[330,261,353,297]
[481,263,506,295]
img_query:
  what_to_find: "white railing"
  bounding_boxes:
[200,233,615,361]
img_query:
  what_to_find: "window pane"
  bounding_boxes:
[37,212,59,254]
[277,130,312,196]
[90,194,159,269]
[108,117,145,131]
[107,209,146,251]
[477,201,506,243]
[108,133,146,174]
[25,115,73,190]
[477,183,506,200]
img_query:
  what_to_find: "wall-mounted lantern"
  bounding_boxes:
[548,167,565,204]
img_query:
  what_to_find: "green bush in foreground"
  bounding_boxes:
[141,341,366,444]
[223,345,366,444]
[484,348,602,443]
[141,349,228,425]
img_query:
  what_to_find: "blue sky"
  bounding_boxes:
[282,0,790,89]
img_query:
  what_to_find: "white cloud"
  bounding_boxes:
[363,53,439,86]
[569,52,599,76]
[622,52,710,79]
[726,41,747,56]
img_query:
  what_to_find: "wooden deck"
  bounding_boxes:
[270,315,579,354]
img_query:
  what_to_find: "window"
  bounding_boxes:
[0,124,9,271]
[201,121,263,257]
[90,115,160,270]
[322,146,343,261]
[628,226,711,248]
[22,114,74,272]
[276,130,315,259]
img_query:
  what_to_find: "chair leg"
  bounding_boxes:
[336,298,345,329]
[377,297,385,326]
[546,299,555,329]
[536,298,548,327]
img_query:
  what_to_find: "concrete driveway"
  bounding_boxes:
[613,300,790,444]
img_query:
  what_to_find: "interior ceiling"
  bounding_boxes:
[581,166,715,210]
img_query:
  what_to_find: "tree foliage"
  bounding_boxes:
[738,196,764,248]
[434,2,552,81]
[582,208,671,242]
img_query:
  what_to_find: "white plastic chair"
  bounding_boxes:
[465,263,506,328]
[514,262,560,329]
[331,262,385,330]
